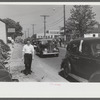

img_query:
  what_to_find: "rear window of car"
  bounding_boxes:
[68,40,80,55]
[40,40,52,44]
[91,42,100,57]
[81,41,92,57]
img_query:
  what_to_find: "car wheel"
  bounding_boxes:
[40,52,43,58]
[56,54,59,57]
[63,61,71,78]
[89,71,100,82]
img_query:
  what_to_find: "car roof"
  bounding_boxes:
[38,38,53,41]
[72,37,100,42]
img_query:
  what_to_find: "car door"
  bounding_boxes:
[77,41,96,79]
[69,40,81,74]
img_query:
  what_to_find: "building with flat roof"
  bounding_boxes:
[36,30,60,39]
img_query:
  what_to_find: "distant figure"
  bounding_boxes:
[21,40,34,75]
[59,38,62,47]
[11,39,14,48]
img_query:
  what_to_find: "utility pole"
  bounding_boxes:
[63,5,66,47]
[27,28,29,38]
[40,15,49,37]
[32,24,36,35]
[24,31,26,39]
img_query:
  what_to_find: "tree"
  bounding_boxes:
[3,18,23,39]
[65,5,97,38]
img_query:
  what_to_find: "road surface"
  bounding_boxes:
[9,43,68,82]
[36,47,66,73]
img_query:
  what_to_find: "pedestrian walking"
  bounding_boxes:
[59,38,62,47]
[21,40,34,75]
[11,39,14,48]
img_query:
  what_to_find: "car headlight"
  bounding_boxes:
[44,48,48,52]
[54,48,59,51]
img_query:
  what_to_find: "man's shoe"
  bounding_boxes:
[24,72,28,75]
[21,70,28,75]
[21,70,25,73]
[28,70,32,74]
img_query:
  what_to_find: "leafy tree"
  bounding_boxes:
[3,18,23,39]
[65,5,97,38]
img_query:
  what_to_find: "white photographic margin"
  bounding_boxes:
[0,2,100,98]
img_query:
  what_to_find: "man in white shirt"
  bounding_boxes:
[21,40,34,75]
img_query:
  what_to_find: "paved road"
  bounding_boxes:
[35,47,66,73]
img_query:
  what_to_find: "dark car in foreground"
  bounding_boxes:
[0,63,12,82]
[0,62,19,82]
[61,37,100,82]
[35,38,59,57]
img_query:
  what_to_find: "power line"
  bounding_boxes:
[36,17,63,33]
[48,19,63,28]
[47,17,63,28]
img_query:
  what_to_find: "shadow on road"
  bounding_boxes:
[59,70,79,82]
[36,54,59,58]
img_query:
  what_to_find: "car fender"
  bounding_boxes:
[89,71,100,82]
[61,58,69,69]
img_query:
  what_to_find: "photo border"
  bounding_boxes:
[0,2,100,98]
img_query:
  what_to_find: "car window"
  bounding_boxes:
[69,40,80,55]
[82,42,92,57]
[91,43,100,57]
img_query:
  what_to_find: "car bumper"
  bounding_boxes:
[43,52,59,55]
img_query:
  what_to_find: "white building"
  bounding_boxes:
[0,20,7,43]
[36,30,60,39]
[84,33,99,38]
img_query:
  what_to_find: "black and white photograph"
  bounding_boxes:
[1,3,100,83]
[0,2,100,98]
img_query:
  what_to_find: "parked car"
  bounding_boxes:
[35,38,59,57]
[32,40,39,50]
[0,63,12,82]
[61,37,100,82]
[0,63,19,82]
[0,69,12,82]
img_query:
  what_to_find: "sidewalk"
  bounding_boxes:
[9,43,68,82]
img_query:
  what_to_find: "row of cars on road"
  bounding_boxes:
[32,37,100,82]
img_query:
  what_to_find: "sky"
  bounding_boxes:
[0,4,100,38]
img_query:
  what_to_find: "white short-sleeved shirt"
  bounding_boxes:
[22,44,34,54]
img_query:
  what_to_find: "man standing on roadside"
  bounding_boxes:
[21,40,34,75]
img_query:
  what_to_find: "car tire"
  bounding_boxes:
[63,61,71,78]
[40,52,43,58]
[89,71,100,82]
[56,54,59,57]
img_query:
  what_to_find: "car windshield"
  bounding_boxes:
[92,42,100,57]
[40,40,52,44]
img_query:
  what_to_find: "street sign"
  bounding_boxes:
[8,28,15,33]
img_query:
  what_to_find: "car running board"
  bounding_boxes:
[69,73,88,82]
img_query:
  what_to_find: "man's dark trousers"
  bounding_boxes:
[24,53,32,74]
